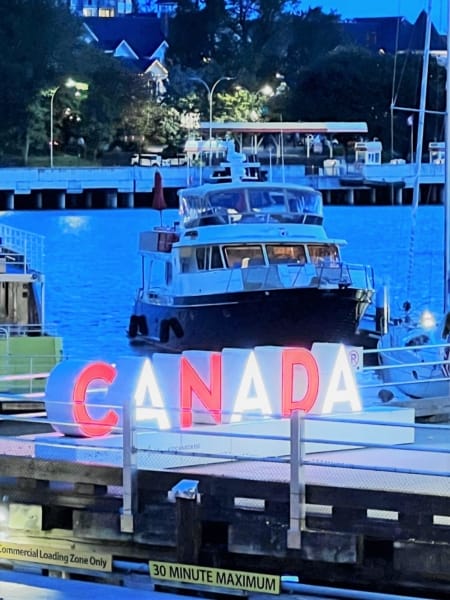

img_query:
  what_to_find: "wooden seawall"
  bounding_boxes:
[0,415,448,598]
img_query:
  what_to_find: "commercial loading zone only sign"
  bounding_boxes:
[150,561,281,594]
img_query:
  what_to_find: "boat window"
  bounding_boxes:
[165,262,173,285]
[179,247,193,273]
[267,245,306,264]
[223,245,264,268]
[210,246,224,269]
[208,191,246,213]
[195,246,224,270]
[286,190,322,216]
[307,244,339,264]
[248,190,275,210]
[148,259,166,288]
[196,247,207,270]
[268,192,285,207]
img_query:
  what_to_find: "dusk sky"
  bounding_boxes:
[308,1,448,33]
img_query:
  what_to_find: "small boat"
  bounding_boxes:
[377,306,450,398]
[362,179,406,189]
[127,147,376,353]
[339,173,364,187]
[377,5,450,399]
[0,224,63,394]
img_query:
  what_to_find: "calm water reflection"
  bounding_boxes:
[0,205,445,360]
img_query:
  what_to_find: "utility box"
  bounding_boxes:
[354,141,382,165]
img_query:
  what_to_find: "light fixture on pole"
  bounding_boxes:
[49,86,60,168]
[189,76,234,165]
[49,78,89,168]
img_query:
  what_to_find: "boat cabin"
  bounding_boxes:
[139,234,345,293]
[135,181,362,296]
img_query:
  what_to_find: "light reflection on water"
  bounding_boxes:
[0,205,445,360]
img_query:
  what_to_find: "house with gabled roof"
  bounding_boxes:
[342,11,446,59]
[68,1,133,17]
[82,15,169,93]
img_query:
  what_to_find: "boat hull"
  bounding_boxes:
[129,287,373,353]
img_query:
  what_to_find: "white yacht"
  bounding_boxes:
[127,156,376,352]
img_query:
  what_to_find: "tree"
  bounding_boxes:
[0,0,83,162]
[167,0,228,70]
[77,49,144,158]
[291,46,446,159]
[290,47,393,149]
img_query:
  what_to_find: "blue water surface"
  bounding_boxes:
[0,205,445,360]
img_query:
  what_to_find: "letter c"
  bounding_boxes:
[73,362,119,437]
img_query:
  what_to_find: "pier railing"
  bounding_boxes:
[0,223,44,274]
[1,344,449,511]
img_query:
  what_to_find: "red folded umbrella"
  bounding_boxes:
[152,170,167,209]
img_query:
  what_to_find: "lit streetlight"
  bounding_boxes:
[189,76,234,165]
[49,78,89,168]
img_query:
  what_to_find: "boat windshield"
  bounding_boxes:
[178,185,323,226]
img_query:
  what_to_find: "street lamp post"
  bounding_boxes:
[49,86,60,168]
[49,78,89,168]
[189,76,234,165]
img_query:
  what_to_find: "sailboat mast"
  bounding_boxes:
[445,0,450,313]
[412,3,432,210]
[406,4,432,303]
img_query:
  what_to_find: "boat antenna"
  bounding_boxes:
[406,2,432,303]
[280,115,285,183]
[390,15,401,159]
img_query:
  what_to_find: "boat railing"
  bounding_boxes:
[327,262,375,290]
[175,261,375,295]
[0,223,44,274]
[0,344,448,496]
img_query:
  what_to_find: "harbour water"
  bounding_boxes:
[0,204,445,360]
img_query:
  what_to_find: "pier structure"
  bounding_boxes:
[0,160,445,209]
[0,343,449,597]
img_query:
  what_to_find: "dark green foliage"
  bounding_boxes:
[0,0,83,159]
[0,1,446,162]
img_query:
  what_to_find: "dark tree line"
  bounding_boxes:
[0,0,445,163]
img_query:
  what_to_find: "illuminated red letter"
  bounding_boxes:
[281,348,319,416]
[180,354,222,427]
[72,362,119,437]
